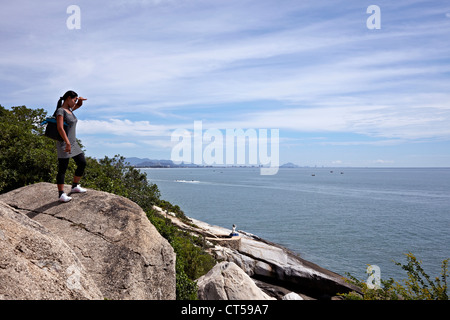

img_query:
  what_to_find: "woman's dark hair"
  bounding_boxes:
[55,90,78,112]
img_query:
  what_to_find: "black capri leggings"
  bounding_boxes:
[56,153,87,185]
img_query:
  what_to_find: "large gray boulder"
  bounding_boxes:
[0,201,102,299]
[0,182,176,300]
[197,261,275,300]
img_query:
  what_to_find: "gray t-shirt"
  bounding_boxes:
[54,108,83,159]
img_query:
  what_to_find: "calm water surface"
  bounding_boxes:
[143,167,450,282]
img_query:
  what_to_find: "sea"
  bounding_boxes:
[142,167,450,284]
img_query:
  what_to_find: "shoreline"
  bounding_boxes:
[152,205,360,300]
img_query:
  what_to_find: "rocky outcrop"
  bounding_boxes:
[153,205,360,300]
[213,234,355,299]
[0,201,102,300]
[0,183,176,300]
[197,261,275,300]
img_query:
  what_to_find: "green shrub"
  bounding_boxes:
[176,261,199,300]
[82,155,160,213]
[341,252,449,300]
[392,252,448,300]
[157,199,190,223]
[146,209,216,299]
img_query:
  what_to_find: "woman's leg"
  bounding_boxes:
[56,158,70,193]
[72,153,86,182]
[57,158,72,201]
[71,153,87,191]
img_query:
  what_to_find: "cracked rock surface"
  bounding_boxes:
[0,182,176,300]
[0,201,102,300]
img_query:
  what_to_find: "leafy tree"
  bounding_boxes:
[0,105,57,193]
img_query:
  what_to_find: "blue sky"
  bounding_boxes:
[1,0,450,167]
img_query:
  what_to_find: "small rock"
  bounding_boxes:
[282,292,304,300]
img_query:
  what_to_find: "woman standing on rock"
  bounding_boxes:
[54,90,87,202]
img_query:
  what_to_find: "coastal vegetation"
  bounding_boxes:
[341,252,448,300]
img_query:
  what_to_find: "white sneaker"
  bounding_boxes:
[59,193,72,203]
[71,184,87,193]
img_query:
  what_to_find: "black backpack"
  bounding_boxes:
[41,117,68,141]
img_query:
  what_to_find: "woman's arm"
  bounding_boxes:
[71,97,87,112]
[57,115,71,153]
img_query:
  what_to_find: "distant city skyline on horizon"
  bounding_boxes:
[124,157,450,169]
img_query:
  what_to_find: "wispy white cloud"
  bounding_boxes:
[78,119,172,137]
[2,0,450,164]
[373,159,394,164]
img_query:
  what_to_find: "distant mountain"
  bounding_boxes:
[125,157,200,168]
[125,157,152,166]
[280,162,300,168]
[126,158,301,169]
